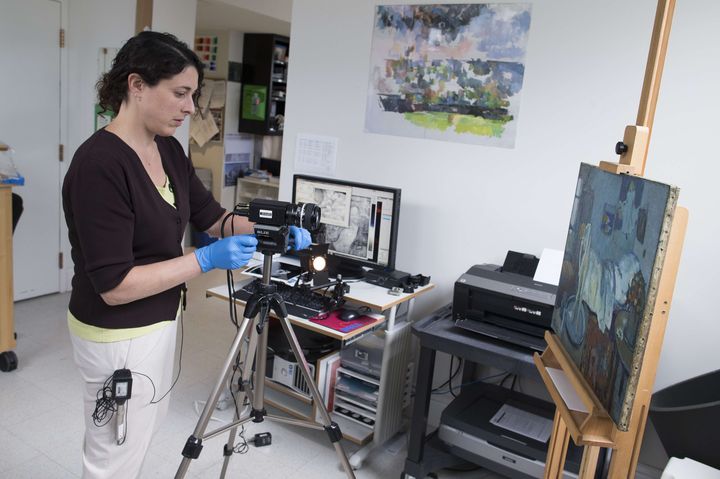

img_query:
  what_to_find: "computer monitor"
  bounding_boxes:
[292,174,401,278]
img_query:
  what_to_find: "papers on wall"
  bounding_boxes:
[190,80,228,147]
[490,404,553,443]
[189,112,219,148]
[533,248,564,286]
[209,80,226,109]
[294,133,338,176]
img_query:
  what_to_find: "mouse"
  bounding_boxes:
[337,308,359,322]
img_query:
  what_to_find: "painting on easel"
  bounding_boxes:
[551,163,679,430]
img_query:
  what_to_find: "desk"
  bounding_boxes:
[206,283,387,343]
[403,303,541,479]
[0,185,17,372]
[207,272,434,468]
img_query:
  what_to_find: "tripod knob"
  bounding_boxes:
[258,282,277,294]
[615,141,628,155]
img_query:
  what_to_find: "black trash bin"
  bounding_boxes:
[649,369,720,469]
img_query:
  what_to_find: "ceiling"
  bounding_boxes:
[196,0,292,36]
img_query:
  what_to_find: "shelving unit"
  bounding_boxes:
[238,34,289,136]
[332,367,380,444]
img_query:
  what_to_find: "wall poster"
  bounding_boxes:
[551,163,679,430]
[365,3,532,148]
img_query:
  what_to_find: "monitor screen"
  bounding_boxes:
[292,174,401,276]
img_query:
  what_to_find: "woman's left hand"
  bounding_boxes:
[288,226,312,251]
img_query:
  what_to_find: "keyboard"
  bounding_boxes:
[232,279,333,319]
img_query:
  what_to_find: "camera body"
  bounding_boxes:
[234,198,321,254]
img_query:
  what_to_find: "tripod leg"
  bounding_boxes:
[251,313,270,417]
[218,324,260,478]
[175,314,254,479]
[277,315,357,479]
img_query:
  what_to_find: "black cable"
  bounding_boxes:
[499,372,513,388]
[431,355,462,393]
[216,207,263,456]
[430,370,509,397]
[228,350,250,455]
[92,375,118,427]
[449,356,460,398]
[131,307,185,404]
[233,425,250,454]
[221,211,241,330]
[92,284,186,442]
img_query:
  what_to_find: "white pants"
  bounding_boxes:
[70,321,178,479]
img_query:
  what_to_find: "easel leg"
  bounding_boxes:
[579,445,601,478]
[607,404,649,479]
[544,410,571,479]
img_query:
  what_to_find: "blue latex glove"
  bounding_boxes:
[288,226,312,251]
[194,234,258,273]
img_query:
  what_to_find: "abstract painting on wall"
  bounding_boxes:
[551,163,679,430]
[365,4,532,148]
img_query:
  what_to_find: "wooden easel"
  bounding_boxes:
[534,0,689,477]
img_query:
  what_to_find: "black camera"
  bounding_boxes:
[234,199,321,254]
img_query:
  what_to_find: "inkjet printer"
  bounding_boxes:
[452,263,557,351]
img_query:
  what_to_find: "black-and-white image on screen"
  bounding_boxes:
[294,179,395,267]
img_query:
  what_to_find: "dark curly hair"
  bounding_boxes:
[96,31,204,114]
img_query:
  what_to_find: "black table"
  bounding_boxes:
[402,303,541,479]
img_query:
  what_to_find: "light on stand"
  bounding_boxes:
[301,243,330,286]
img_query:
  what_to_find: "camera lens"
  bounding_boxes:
[295,202,321,231]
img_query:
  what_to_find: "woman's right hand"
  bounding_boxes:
[194,235,258,273]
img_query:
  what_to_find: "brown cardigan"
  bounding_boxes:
[62,129,224,329]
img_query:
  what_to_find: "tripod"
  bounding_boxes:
[175,253,356,478]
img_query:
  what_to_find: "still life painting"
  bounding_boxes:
[551,163,678,430]
[365,3,532,147]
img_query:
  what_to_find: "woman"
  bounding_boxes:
[62,31,308,478]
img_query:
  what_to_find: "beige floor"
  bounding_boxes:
[0,269,503,478]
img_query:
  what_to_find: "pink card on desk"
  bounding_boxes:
[310,310,378,333]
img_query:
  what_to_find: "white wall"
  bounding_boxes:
[281,0,720,394]
[152,0,198,152]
